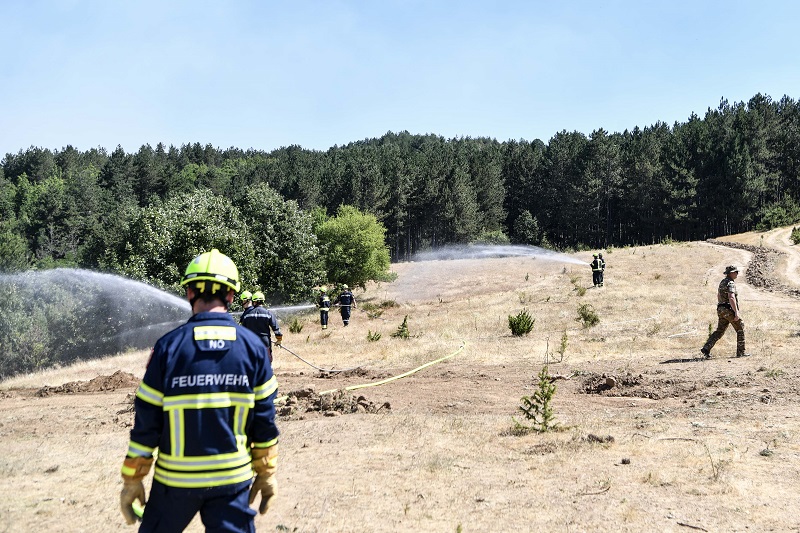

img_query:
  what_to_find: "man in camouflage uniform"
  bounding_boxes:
[700,265,750,358]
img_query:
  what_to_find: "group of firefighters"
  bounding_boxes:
[119,248,752,531]
[238,285,356,337]
[590,252,606,287]
[314,285,357,329]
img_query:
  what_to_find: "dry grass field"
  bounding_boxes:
[1,227,799,532]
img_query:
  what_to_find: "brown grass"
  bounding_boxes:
[2,227,800,532]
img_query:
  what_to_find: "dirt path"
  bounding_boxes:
[708,233,800,299]
[762,226,800,287]
[714,226,800,288]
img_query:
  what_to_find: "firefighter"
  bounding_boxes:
[334,284,357,326]
[239,290,253,321]
[590,253,603,287]
[700,265,751,359]
[119,249,279,531]
[598,252,606,286]
[318,286,331,330]
[241,291,283,362]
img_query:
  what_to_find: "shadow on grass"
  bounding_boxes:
[659,356,709,364]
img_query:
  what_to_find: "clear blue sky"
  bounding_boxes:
[2,0,798,156]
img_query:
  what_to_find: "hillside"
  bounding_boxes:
[1,227,799,532]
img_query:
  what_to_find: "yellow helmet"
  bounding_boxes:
[180,249,240,292]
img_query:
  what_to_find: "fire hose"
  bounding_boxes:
[318,340,466,395]
[274,340,467,403]
[274,342,366,373]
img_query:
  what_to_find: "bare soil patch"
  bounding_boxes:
[278,387,391,420]
[707,237,800,297]
[34,370,139,397]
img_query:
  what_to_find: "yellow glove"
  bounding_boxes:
[249,445,278,514]
[274,334,282,346]
[120,456,153,525]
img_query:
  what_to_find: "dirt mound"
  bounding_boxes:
[580,372,698,400]
[278,387,390,419]
[707,239,800,297]
[35,370,139,397]
[315,367,390,380]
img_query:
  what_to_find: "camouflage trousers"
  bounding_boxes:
[702,307,745,356]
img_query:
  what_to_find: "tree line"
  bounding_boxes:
[2,93,799,288]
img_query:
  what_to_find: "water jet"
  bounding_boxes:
[0,268,190,378]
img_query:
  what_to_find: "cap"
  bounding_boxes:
[724,265,739,274]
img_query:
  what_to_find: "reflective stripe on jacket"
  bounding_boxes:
[240,306,282,346]
[336,291,355,308]
[126,311,279,489]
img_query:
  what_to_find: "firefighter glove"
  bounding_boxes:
[249,445,278,514]
[120,456,153,525]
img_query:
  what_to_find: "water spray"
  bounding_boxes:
[0,268,191,377]
[231,304,315,320]
[411,244,586,265]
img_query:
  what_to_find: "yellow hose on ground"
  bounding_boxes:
[274,341,466,403]
[319,340,466,395]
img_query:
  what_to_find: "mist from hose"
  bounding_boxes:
[231,304,315,320]
[0,268,191,378]
[383,244,587,303]
[410,244,586,265]
[269,304,316,314]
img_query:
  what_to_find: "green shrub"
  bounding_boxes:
[289,317,303,334]
[471,229,510,245]
[508,308,535,336]
[315,205,391,289]
[576,303,600,328]
[367,330,382,342]
[556,330,568,360]
[513,365,557,432]
[361,299,397,319]
[791,226,800,245]
[765,368,785,379]
[391,315,410,339]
